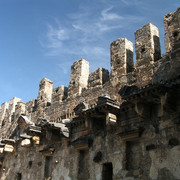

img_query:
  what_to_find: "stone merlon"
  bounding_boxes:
[0,7,180,180]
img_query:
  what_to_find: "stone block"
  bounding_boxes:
[110,38,134,78]
[37,78,53,110]
[164,7,180,52]
[88,68,109,88]
[68,58,89,97]
[135,23,161,87]
[4,144,14,152]
[52,86,68,103]
[106,112,117,124]
[21,139,31,147]
[135,23,161,65]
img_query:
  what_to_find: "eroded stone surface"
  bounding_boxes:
[0,7,180,180]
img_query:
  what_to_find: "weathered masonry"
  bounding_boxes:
[0,7,180,180]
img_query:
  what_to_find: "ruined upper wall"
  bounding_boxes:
[52,86,68,103]
[0,7,180,137]
[135,23,161,87]
[164,7,180,52]
[68,58,89,98]
[110,38,134,87]
[37,78,53,104]
[88,68,109,89]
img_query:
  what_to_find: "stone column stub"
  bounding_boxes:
[135,23,161,66]
[164,7,180,52]
[110,38,134,86]
[68,58,89,97]
[135,23,161,87]
[37,78,53,109]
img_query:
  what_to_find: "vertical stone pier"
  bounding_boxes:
[164,7,180,52]
[52,86,68,103]
[135,23,161,87]
[15,102,26,116]
[68,58,89,98]
[88,68,109,88]
[0,102,9,126]
[37,78,53,110]
[110,38,134,86]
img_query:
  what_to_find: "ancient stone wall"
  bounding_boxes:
[164,7,180,52]
[0,7,179,180]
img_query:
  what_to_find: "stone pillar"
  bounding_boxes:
[8,97,22,122]
[88,68,109,88]
[110,38,134,86]
[164,7,180,52]
[37,78,53,108]
[135,23,161,87]
[25,99,37,113]
[11,102,26,123]
[68,58,89,97]
[15,102,26,115]
[0,102,9,125]
[8,97,22,116]
[0,97,22,138]
[52,86,68,103]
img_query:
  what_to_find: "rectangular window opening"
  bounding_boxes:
[16,173,22,180]
[102,162,113,180]
[44,156,52,179]
[78,150,89,179]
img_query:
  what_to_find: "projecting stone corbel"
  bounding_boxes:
[32,136,40,145]
[21,139,31,147]
[1,139,15,153]
[4,144,14,153]
[106,112,117,125]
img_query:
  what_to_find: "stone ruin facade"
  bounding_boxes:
[0,8,180,180]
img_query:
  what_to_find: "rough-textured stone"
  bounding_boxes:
[52,86,68,103]
[164,7,180,52]
[110,38,134,87]
[88,68,109,88]
[68,58,89,98]
[135,23,161,87]
[0,8,180,180]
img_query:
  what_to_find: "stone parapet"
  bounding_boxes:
[135,23,161,87]
[52,86,68,103]
[0,7,179,142]
[164,7,180,52]
[37,78,53,108]
[88,68,109,88]
[68,58,89,98]
[0,7,179,180]
[110,38,134,78]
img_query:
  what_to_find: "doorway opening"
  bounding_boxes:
[102,162,113,180]
[78,150,89,179]
[16,173,22,180]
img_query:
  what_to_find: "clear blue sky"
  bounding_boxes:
[0,0,179,105]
